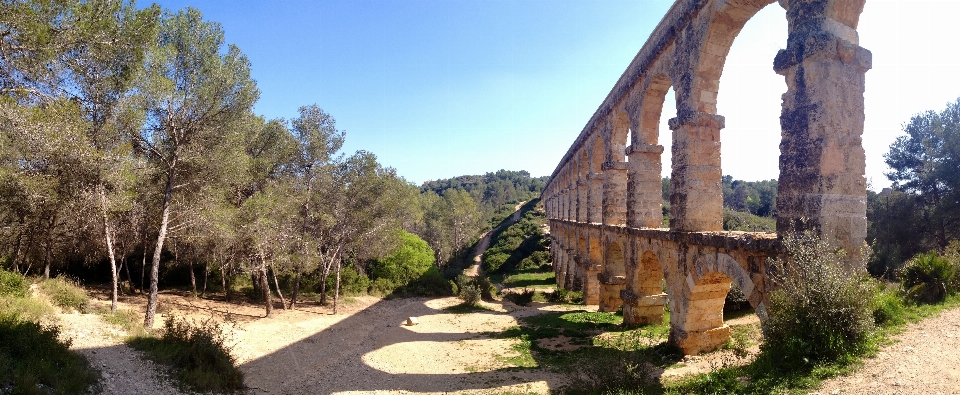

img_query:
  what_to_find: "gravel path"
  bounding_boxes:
[57,310,185,395]
[812,307,960,395]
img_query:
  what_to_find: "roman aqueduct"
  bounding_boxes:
[541,0,870,355]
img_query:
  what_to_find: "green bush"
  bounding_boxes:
[0,295,56,323]
[762,231,876,370]
[899,251,957,304]
[504,289,535,306]
[371,230,436,285]
[324,265,370,296]
[0,269,28,298]
[0,315,99,394]
[38,277,89,312]
[128,315,244,393]
[872,284,906,327]
[458,284,482,306]
[547,288,583,304]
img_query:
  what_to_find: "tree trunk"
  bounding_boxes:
[189,259,197,296]
[290,267,302,309]
[221,261,230,302]
[11,226,23,274]
[144,163,176,330]
[43,214,56,279]
[101,187,120,312]
[269,264,287,310]
[202,260,209,297]
[319,260,331,306]
[140,244,147,294]
[260,255,272,317]
[123,256,134,295]
[333,258,342,314]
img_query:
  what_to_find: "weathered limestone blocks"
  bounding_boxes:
[583,269,601,306]
[669,111,724,232]
[673,325,731,355]
[627,142,666,228]
[622,291,667,326]
[587,173,603,224]
[598,273,626,313]
[601,161,628,226]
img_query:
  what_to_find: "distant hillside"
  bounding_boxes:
[421,170,548,211]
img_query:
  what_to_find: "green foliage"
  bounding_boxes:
[899,251,958,304]
[38,277,89,313]
[547,288,583,304]
[871,284,907,327]
[457,283,482,305]
[0,315,99,394]
[0,268,28,298]
[762,232,876,370]
[371,230,436,286]
[101,308,148,337]
[721,208,776,232]
[323,266,370,297]
[504,289,536,306]
[721,176,778,217]
[128,315,243,393]
[482,203,549,274]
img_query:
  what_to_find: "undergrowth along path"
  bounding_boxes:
[812,306,960,395]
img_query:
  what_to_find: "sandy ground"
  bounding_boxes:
[55,289,960,395]
[812,307,960,395]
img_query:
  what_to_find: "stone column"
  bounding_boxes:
[627,143,666,228]
[568,249,582,291]
[775,2,871,264]
[598,273,626,312]
[668,112,724,231]
[602,162,628,226]
[577,180,588,223]
[587,173,603,223]
[559,189,568,220]
[567,188,576,221]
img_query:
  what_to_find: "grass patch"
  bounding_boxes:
[0,314,99,394]
[128,315,244,393]
[101,308,148,337]
[503,271,555,289]
[443,302,498,314]
[38,277,90,313]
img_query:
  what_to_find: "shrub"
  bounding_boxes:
[371,230,436,285]
[38,277,89,312]
[548,288,583,304]
[0,295,56,323]
[0,315,99,394]
[324,265,370,296]
[405,266,452,296]
[872,284,906,327]
[0,268,28,298]
[723,282,750,312]
[898,251,957,304]
[504,289,535,306]
[458,284,482,306]
[128,315,244,393]
[761,231,876,370]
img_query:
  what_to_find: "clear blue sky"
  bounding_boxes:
[148,0,960,190]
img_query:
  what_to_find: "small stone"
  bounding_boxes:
[405,317,419,326]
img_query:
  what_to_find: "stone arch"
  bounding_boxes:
[638,73,672,146]
[610,110,630,162]
[683,272,732,335]
[590,137,604,173]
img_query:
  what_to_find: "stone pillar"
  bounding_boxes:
[560,189,569,220]
[556,247,567,290]
[775,2,871,264]
[568,248,581,291]
[669,270,733,355]
[598,273,626,312]
[584,265,601,306]
[602,162,628,226]
[567,188,576,221]
[668,112,724,231]
[627,143,666,228]
[622,291,668,326]
[577,180,588,223]
[587,173,603,224]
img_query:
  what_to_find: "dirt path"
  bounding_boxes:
[464,201,526,278]
[57,307,185,395]
[812,306,960,395]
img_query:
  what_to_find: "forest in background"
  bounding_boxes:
[0,2,547,324]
